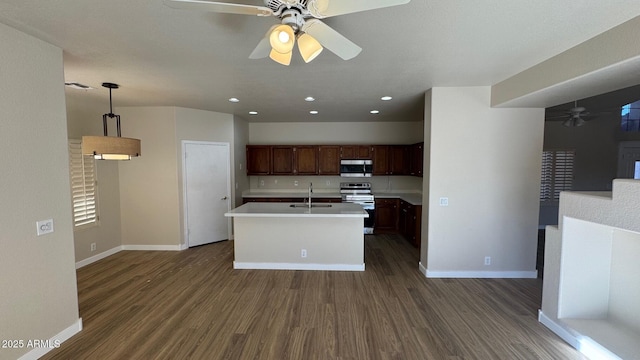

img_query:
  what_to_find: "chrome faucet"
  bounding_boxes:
[308,182,313,208]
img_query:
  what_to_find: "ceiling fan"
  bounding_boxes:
[546,101,595,127]
[164,0,411,65]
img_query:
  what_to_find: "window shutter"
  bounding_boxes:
[540,150,575,202]
[69,140,99,227]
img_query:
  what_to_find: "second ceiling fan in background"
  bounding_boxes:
[164,0,411,65]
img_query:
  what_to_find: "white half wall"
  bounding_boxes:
[424,87,544,276]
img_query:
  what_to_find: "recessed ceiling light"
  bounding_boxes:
[305,96,315,102]
[249,111,258,115]
[381,96,393,101]
[229,98,240,103]
[309,110,319,115]
[65,82,93,90]
[370,110,380,114]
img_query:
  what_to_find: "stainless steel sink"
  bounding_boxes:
[289,204,332,208]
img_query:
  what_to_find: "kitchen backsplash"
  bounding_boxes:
[249,175,422,193]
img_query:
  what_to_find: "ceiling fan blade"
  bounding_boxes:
[302,19,362,60]
[307,0,410,18]
[163,0,273,16]
[249,27,276,59]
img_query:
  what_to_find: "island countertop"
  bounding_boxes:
[225,202,369,218]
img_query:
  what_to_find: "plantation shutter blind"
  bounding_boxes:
[69,140,98,227]
[540,150,575,202]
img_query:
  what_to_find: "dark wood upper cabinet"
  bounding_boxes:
[341,145,371,159]
[409,142,424,177]
[247,142,423,177]
[390,145,409,175]
[318,145,340,175]
[371,145,390,175]
[246,145,271,175]
[294,146,318,175]
[272,146,295,175]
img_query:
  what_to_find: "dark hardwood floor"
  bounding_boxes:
[42,234,585,359]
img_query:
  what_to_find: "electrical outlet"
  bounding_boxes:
[91,243,97,252]
[326,180,331,186]
[260,180,265,187]
[301,249,307,258]
[294,180,299,186]
[36,219,54,236]
[439,197,449,206]
[484,256,491,266]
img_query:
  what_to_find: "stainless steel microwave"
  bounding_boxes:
[340,159,373,177]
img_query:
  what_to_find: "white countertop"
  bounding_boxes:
[241,190,422,205]
[225,202,369,218]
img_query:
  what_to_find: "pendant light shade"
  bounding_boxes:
[82,83,141,160]
[269,24,295,54]
[297,32,323,63]
[269,48,292,66]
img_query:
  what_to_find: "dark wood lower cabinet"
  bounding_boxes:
[375,198,421,249]
[374,198,399,232]
[398,200,422,248]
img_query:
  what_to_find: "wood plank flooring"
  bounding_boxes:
[42,234,585,360]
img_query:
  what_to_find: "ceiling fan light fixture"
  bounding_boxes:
[308,0,330,18]
[269,48,292,66]
[82,83,141,160]
[269,24,295,54]
[297,32,323,63]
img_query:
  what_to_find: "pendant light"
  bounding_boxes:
[82,83,141,160]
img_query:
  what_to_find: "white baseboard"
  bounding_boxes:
[419,261,428,277]
[424,269,538,279]
[537,311,623,360]
[233,262,365,271]
[76,244,186,268]
[76,246,123,269]
[121,244,183,251]
[18,318,82,360]
[537,310,579,349]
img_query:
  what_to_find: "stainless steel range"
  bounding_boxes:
[340,182,375,234]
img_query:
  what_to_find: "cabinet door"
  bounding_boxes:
[390,145,408,175]
[372,145,390,175]
[294,146,318,175]
[409,142,424,177]
[398,200,408,237]
[272,146,294,175]
[246,145,271,175]
[341,145,371,159]
[318,145,340,175]
[374,198,398,231]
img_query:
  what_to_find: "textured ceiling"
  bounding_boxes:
[1,0,639,122]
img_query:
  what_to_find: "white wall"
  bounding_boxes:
[117,106,237,248]
[66,93,123,262]
[233,116,250,207]
[424,87,545,277]
[117,107,181,247]
[0,22,80,359]
[175,107,235,243]
[249,121,424,144]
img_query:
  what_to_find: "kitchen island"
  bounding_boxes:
[225,202,369,271]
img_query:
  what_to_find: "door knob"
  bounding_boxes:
[221,196,228,200]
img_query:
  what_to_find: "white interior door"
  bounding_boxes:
[184,141,231,247]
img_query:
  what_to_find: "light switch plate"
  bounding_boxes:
[36,219,54,236]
